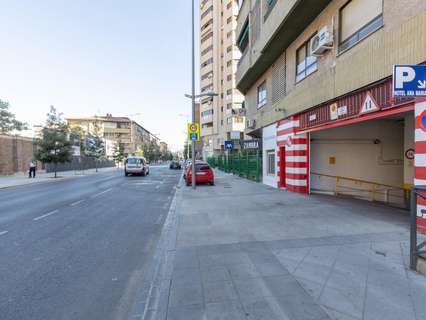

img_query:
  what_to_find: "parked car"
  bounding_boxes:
[185,161,214,186]
[124,156,150,176]
[169,160,182,170]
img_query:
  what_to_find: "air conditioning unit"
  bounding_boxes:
[310,26,333,56]
[246,119,256,129]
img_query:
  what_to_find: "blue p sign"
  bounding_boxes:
[393,65,426,97]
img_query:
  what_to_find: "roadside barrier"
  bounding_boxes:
[207,151,261,182]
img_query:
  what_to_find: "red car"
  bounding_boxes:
[185,161,214,186]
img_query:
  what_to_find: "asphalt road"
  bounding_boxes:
[0,165,181,320]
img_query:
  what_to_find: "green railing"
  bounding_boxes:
[207,151,262,182]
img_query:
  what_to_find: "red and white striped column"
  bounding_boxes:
[415,101,426,233]
[276,116,309,193]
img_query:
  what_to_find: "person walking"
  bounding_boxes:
[29,160,36,178]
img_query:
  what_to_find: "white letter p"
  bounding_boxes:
[395,66,416,89]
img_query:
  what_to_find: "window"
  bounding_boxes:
[201,84,213,93]
[267,150,275,175]
[201,6,213,20]
[257,81,267,109]
[227,117,232,124]
[339,0,383,52]
[201,71,213,80]
[296,35,317,82]
[201,109,214,117]
[201,32,213,44]
[264,0,277,20]
[201,45,213,56]
[237,18,249,53]
[201,57,213,68]
[234,116,244,123]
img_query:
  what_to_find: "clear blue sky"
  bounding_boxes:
[0,0,199,151]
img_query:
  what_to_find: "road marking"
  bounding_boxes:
[33,210,59,221]
[0,231,9,236]
[91,188,112,198]
[155,185,160,190]
[70,199,85,207]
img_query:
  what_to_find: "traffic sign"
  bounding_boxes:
[187,123,200,142]
[224,140,234,150]
[416,109,426,132]
[393,65,426,97]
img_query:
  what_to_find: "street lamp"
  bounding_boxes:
[186,0,219,189]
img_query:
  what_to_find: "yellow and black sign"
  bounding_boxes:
[187,123,200,142]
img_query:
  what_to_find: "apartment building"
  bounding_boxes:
[237,1,426,230]
[199,0,245,158]
[66,114,157,158]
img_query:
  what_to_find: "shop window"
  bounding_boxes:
[257,81,267,109]
[296,35,317,83]
[267,150,275,175]
[339,0,383,53]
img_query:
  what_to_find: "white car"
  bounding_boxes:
[124,156,150,176]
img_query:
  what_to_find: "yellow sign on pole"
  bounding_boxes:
[187,123,200,142]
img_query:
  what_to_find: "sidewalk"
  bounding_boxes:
[138,170,426,320]
[0,166,118,189]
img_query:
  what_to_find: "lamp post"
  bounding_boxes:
[186,0,218,189]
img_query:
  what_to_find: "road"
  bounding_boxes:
[0,165,181,320]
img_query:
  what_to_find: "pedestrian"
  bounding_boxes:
[29,160,36,178]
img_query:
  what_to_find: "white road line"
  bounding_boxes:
[0,231,9,236]
[70,199,85,207]
[33,210,59,221]
[91,188,112,198]
[155,185,160,190]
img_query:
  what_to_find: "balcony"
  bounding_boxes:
[236,0,332,94]
[201,126,213,137]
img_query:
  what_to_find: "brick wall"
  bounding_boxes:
[0,134,37,175]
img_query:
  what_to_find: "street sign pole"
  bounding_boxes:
[191,0,196,189]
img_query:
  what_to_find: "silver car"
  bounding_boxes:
[124,156,150,176]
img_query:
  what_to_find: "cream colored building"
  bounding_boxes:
[236,0,426,202]
[66,114,157,158]
[199,0,245,158]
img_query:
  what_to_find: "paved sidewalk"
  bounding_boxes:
[139,170,426,320]
[0,166,118,189]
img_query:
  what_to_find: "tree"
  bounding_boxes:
[112,143,125,165]
[84,121,105,172]
[183,142,192,160]
[0,99,27,134]
[35,106,73,178]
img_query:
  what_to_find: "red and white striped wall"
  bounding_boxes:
[415,101,426,233]
[276,116,309,193]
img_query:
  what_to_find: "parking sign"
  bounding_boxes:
[393,65,426,97]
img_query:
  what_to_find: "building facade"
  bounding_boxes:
[66,115,157,158]
[236,0,426,231]
[199,0,245,158]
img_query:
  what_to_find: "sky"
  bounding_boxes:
[0,0,200,151]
